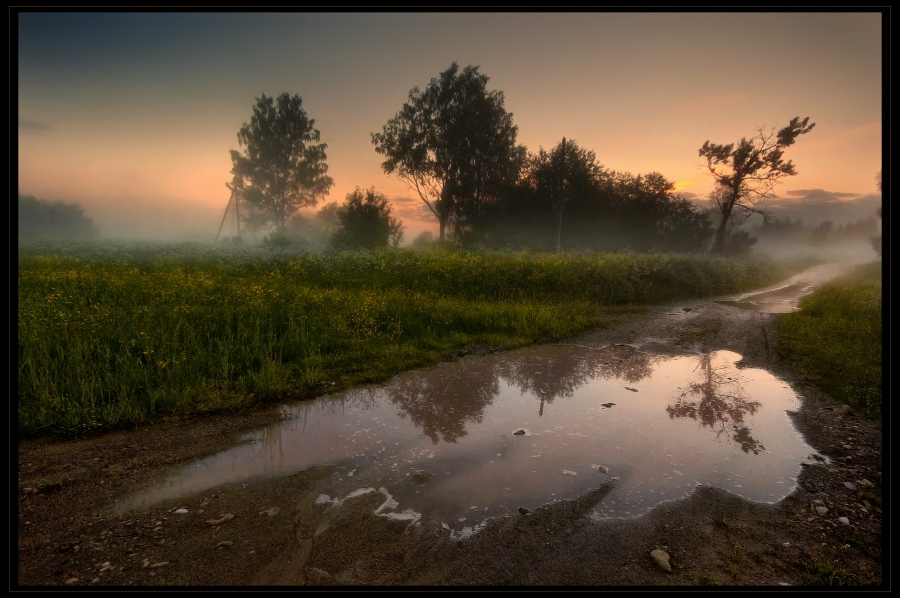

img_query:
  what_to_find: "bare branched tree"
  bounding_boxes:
[699,116,815,254]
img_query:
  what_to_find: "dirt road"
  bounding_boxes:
[16,270,884,587]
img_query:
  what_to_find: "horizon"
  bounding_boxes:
[17,11,884,243]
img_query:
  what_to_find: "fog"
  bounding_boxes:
[752,237,880,265]
[18,189,881,259]
[745,192,882,228]
[91,198,228,243]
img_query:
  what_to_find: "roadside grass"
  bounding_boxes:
[803,558,854,586]
[859,489,881,509]
[693,571,723,586]
[18,241,800,439]
[838,529,881,559]
[718,542,751,579]
[776,261,883,422]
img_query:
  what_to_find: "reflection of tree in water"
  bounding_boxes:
[255,419,285,469]
[255,390,386,463]
[667,353,765,454]
[602,345,656,384]
[732,425,765,455]
[497,345,657,416]
[386,360,500,443]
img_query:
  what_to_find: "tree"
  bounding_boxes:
[526,138,604,251]
[18,193,99,241]
[754,216,806,240]
[371,62,524,242]
[476,153,712,253]
[280,201,342,249]
[699,116,815,254]
[411,230,436,247]
[808,220,834,246]
[585,171,714,253]
[330,187,405,249]
[655,193,715,253]
[871,169,882,258]
[229,93,334,232]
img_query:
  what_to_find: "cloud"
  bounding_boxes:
[763,190,881,226]
[686,187,881,227]
[389,195,435,223]
[672,179,696,193]
[19,118,52,134]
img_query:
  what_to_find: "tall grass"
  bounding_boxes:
[777,261,883,421]
[18,241,796,438]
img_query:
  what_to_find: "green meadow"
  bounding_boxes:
[18,241,841,438]
[777,261,883,421]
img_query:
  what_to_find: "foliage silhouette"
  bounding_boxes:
[699,116,815,254]
[330,187,404,249]
[372,62,525,242]
[229,93,334,232]
[18,193,99,241]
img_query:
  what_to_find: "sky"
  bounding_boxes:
[16,10,885,242]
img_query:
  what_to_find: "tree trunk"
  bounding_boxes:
[556,208,563,252]
[712,186,739,254]
[438,179,455,243]
[712,217,729,254]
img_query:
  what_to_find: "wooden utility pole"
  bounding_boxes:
[216,180,243,243]
[215,190,232,243]
[234,188,240,239]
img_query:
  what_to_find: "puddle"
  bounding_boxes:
[714,260,868,313]
[112,345,819,536]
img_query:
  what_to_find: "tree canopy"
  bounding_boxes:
[18,193,99,241]
[524,138,604,250]
[330,187,404,249]
[229,93,334,232]
[699,116,815,253]
[474,145,712,253]
[371,62,525,242]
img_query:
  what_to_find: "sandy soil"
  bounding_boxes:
[16,296,884,588]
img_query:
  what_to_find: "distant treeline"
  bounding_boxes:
[752,215,880,245]
[18,193,99,241]
[286,158,718,254]
[472,166,713,253]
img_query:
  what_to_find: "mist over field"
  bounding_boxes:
[17,190,881,267]
[76,195,228,243]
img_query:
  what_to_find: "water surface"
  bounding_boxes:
[714,260,868,313]
[113,345,819,537]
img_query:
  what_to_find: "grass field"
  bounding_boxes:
[777,261,883,421]
[18,240,814,438]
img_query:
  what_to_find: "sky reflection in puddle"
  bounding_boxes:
[113,345,818,535]
[712,260,868,313]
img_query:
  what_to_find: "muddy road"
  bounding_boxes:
[16,261,884,587]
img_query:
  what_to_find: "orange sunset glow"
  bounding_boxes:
[17,11,883,242]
